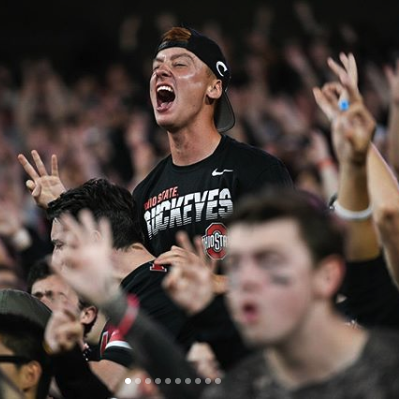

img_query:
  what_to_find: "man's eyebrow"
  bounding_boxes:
[153,52,194,63]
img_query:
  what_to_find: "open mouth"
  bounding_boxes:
[157,85,175,108]
[241,303,259,323]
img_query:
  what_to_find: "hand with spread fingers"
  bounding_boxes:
[313,52,362,123]
[18,150,66,209]
[159,231,216,316]
[312,52,375,165]
[51,210,119,308]
[327,52,362,104]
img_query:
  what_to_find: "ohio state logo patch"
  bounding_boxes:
[202,223,228,259]
[149,263,167,272]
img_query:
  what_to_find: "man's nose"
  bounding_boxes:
[154,64,171,78]
[232,261,265,291]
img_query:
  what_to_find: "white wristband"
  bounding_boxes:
[332,200,373,221]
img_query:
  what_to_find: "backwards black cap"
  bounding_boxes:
[157,28,235,133]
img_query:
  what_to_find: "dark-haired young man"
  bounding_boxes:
[133,26,293,258]
[44,177,195,392]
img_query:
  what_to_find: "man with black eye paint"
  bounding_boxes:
[201,187,399,399]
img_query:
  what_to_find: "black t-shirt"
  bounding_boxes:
[133,134,293,257]
[100,261,195,366]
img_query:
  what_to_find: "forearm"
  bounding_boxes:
[367,144,399,284]
[368,144,399,221]
[337,161,379,261]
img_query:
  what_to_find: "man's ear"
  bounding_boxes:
[207,79,223,100]
[20,360,42,393]
[80,305,98,326]
[313,255,345,299]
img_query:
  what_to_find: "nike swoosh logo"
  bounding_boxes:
[212,168,234,176]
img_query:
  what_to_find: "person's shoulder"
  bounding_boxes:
[120,261,168,292]
[223,135,282,163]
[222,135,293,187]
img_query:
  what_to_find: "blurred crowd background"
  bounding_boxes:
[1,0,399,284]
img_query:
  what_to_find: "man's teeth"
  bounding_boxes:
[157,86,174,93]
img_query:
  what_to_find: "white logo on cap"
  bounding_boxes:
[216,61,228,77]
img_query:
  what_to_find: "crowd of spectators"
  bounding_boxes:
[0,3,396,284]
[1,2,399,398]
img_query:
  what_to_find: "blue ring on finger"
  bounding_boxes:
[338,99,350,111]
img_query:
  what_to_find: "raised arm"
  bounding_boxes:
[313,52,379,261]
[368,144,399,286]
[332,101,380,261]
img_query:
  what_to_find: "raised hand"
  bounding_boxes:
[327,53,359,93]
[51,210,119,307]
[313,52,362,123]
[159,231,216,315]
[44,303,84,354]
[332,102,376,165]
[18,150,66,208]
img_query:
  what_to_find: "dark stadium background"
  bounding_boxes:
[1,0,399,81]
